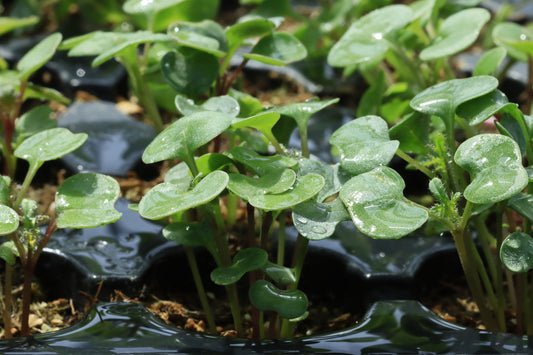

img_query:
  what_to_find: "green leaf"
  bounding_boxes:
[168,20,227,57]
[327,5,412,67]
[15,106,56,140]
[24,83,70,105]
[228,169,296,201]
[211,248,268,285]
[229,146,297,175]
[175,95,240,117]
[295,159,345,203]
[493,22,533,62]
[139,170,229,220]
[14,128,87,164]
[55,173,122,228]
[0,16,38,36]
[0,240,19,265]
[232,112,281,148]
[261,262,295,286]
[410,76,499,128]
[17,33,62,81]
[161,49,219,97]
[420,8,490,61]
[330,115,399,175]
[196,153,235,175]
[454,134,528,204]
[509,193,533,223]
[142,111,233,170]
[247,173,325,211]
[0,176,10,205]
[292,198,350,240]
[389,112,430,154]
[500,232,533,273]
[340,166,428,239]
[0,205,19,236]
[226,18,275,54]
[249,280,308,319]
[473,47,507,76]
[243,32,307,66]
[164,161,193,189]
[123,0,185,15]
[163,222,217,256]
[456,89,515,126]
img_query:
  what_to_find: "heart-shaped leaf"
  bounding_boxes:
[249,280,308,319]
[295,159,346,203]
[14,128,87,165]
[142,111,233,170]
[139,170,229,220]
[243,32,307,66]
[168,20,227,57]
[55,173,122,228]
[327,5,412,67]
[340,166,428,239]
[229,146,297,175]
[161,49,219,97]
[330,115,399,176]
[163,222,217,256]
[211,248,268,285]
[500,232,533,273]
[493,22,533,62]
[292,198,350,240]
[455,134,528,204]
[410,76,498,128]
[420,8,490,61]
[175,95,240,117]
[17,33,62,81]
[249,173,324,211]
[0,205,19,235]
[228,169,296,201]
[261,262,295,286]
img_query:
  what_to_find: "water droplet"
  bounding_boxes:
[311,226,327,234]
[297,217,308,224]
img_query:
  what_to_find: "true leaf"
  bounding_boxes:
[17,33,62,81]
[454,134,528,204]
[211,248,268,285]
[340,166,428,239]
[420,8,490,61]
[329,115,399,175]
[14,128,87,164]
[139,170,229,220]
[500,232,533,273]
[249,280,308,319]
[232,112,281,147]
[55,173,122,228]
[243,32,307,66]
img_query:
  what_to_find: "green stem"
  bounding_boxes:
[277,211,287,266]
[184,245,217,335]
[258,311,265,339]
[395,149,435,179]
[2,261,13,339]
[14,161,41,210]
[299,126,310,159]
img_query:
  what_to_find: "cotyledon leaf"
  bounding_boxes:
[249,280,308,320]
[292,198,350,240]
[229,146,297,175]
[163,222,217,258]
[139,170,229,220]
[454,134,528,204]
[211,248,268,286]
[500,232,533,273]
[0,205,19,235]
[227,169,297,201]
[340,166,428,239]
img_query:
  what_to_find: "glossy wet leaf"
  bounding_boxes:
[292,198,350,240]
[261,262,295,286]
[123,0,185,15]
[456,90,515,126]
[509,193,533,223]
[473,47,507,76]
[249,173,324,211]
[175,95,239,117]
[0,205,19,235]
[232,112,281,146]
[15,106,56,140]
[0,16,38,36]
[161,49,219,97]
[17,33,62,81]
[226,18,275,54]
[327,5,412,67]
[274,98,338,131]
[163,222,216,256]
[164,161,192,190]
[340,166,428,239]
[228,169,296,201]
[196,153,235,175]
[500,232,533,273]
[493,22,533,62]
[229,146,297,175]
[420,8,490,61]
[14,128,87,164]
[496,106,529,157]
[168,20,227,57]
[455,134,528,204]
[211,248,268,285]
[0,176,9,205]
[410,76,498,127]
[139,171,229,220]
[55,173,122,228]
[0,240,18,265]
[295,159,345,202]
[389,112,430,154]
[249,280,308,319]
[330,115,399,175]
[243,32,307,66]
[142,111,233,168]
